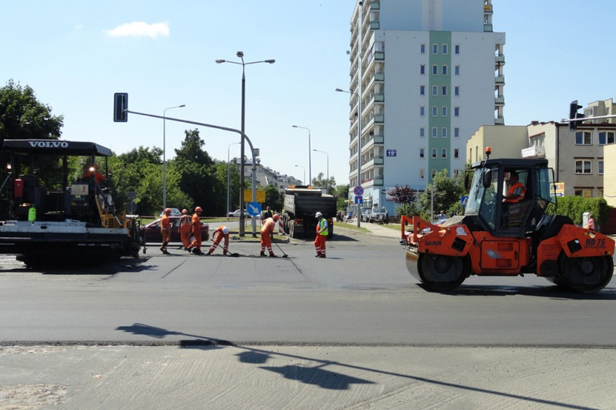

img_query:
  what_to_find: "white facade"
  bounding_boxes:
[345,0,505,212]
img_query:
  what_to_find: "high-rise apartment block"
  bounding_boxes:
[344,0,505,212]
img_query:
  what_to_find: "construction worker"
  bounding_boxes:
[186,206,204,255]
[179,209,191,251]
[503,171,526,203]
[260,213,283,257]
[208,226,230,255]
[160,208,172,254]
[314,211,328,258]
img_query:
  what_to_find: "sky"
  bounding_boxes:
[1,0,615,187]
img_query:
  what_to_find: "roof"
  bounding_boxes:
[2,139,113,157]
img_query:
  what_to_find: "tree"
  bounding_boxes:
[311,172,336,194]
[264,184,283,212]
[334,184,350,211]
[417,170,465,219]
[387,185,419,217]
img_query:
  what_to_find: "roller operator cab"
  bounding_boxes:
[404,151,614,293]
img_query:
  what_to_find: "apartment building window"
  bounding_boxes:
[454,128,460,138]
[432,106,438,117]
[421,44,426,54]
[442,127,447,138]
[599,160,604,174]
[420,148,425,158]
[442,44,448,54]
[432,127,437,138]
[442,106,447,117]
[455,45,460,54]
[441,148,447,159]
[454,86,460,96]
[575,160,592,174]
[432,169,437,178]
[575,131,592,145]
[420,169,425,179]
[420,106,425,116]
[454,148,459,158]
[455,66,460,75]
[432,86,438,96]
[420,127,425,137]
[432,65,438,75]
[598,131,615,145]
[442,86,447,96]
[420,85,425,95]
[442,65,447,75]
[420,65,425,75]
[453,169,459,177]
[454,107,460,117]
[433,44,438,54]
[432,148,437,158]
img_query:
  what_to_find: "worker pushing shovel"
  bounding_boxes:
[207,226,230,256]
[260,213,285,257]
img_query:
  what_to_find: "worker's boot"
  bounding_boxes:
[269,253,277,257]
[260,251,266,257]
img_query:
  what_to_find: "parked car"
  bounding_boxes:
[141,216,209,243]
[227,209,247,217]
[368,207,388,224]
[361,209,372,223]
[159,208,182,217]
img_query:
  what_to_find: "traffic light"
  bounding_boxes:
[569,100,583,131]
[113,93,128,122]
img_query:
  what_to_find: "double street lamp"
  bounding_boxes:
[227,142,241,220]
[292,125,311,185]
[216,52,275,236]
[163,104,186,210]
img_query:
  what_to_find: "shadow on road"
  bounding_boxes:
[433,283,616,300]
[115,322,596,406]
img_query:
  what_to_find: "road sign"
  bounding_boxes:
[354,196,363,204]
[246,202,262,217]
[386,149,397,157]
[244,190,266,203]
[461,195,468,207]
[353,185,364,196]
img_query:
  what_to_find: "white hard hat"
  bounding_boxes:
[315,212,323,218]
[222,227,229,235]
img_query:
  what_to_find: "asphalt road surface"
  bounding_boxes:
[1,227,615,409]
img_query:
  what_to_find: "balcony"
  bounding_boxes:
[495,96,505,105]
[370,21,380,30]
[370,1,380,10]
[484,24,493,32]
[495,116,505,125]
[495,55,505,64]
[521,146,545,158]
[495,76,505,84]
[374,71,384,81]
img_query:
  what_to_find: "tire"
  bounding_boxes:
[557,253,614,293]
[417,253,468,292]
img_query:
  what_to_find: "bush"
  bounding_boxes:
[546,196,610,227]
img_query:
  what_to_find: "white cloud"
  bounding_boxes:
[105,22,169,39]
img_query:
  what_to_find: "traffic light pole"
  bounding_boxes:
[118,108,258,214]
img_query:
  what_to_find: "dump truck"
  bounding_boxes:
[403,148,614,293]
[282,186,336,239]
[0,139,144,266]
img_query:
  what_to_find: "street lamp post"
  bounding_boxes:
[227,142,241,220]
[294,165,305,185]
[163,104,185,210]
[313,149,329,191]
[216,52,275,236]
[292,125,311,185]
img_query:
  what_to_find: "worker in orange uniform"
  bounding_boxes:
[179,209,191,251]
[503,171,526,203]
[160,208,172,254]
[186,206,204,255]
[260,213,283,257]
[207,226,230,255]
[314,211,328,258]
